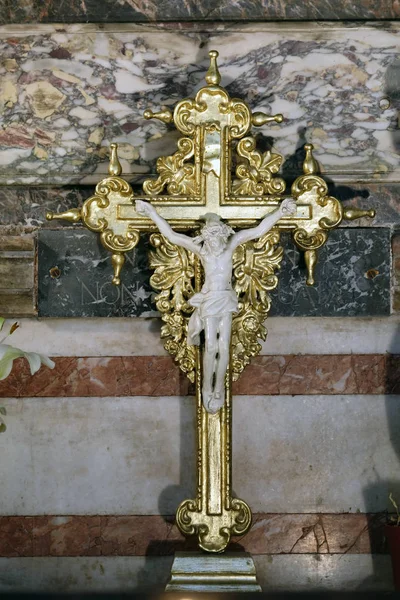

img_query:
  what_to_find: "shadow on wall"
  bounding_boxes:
[360,320,400,590]
[134,394,197,589]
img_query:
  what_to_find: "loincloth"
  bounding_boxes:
[187,289,238,346]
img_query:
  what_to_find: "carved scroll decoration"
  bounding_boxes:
[149,233,197,382]
[232,137,286,197]
[82,177,140,253]
[143,137,196,197]
[232,229,283,380]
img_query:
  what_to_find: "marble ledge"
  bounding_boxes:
[2,1,400,24]
[0,513,386,557]
[0,354,398,398]
[0,22,400,185]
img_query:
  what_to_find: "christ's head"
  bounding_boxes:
[194,214,234,256]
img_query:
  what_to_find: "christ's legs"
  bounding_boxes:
[214,313,232,407]
[202,313,232,414]
[203,317,219,411]
[209,313,232,412]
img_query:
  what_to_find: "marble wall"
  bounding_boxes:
[2,0,399,24]
[1,13,400,594]
[1,23,400,186]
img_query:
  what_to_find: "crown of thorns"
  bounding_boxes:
[193,215,234,244]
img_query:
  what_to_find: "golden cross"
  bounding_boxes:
[47,51,374,553]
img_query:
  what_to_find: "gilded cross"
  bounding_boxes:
[47,51,374,553]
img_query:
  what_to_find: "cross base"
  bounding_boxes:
[165,551,262,592]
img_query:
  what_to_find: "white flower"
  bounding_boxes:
[0,343,55,381]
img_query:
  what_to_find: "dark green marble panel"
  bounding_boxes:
[269,229,391,317]
[38,227,391,318]
[38,229,155,318]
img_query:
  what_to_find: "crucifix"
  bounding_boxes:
[46,51,375,590]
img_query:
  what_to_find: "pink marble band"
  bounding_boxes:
[0,513,385,557]
[0,355,398,397]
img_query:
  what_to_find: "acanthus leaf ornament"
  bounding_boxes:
[232,230,284,379]
[143,137,197,197]
[149,233,197,382]
[232,136,286,197]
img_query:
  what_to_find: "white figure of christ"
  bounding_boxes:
[136,198,297,413]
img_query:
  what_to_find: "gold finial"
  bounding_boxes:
[305,249,317,286]
[303,143,319,175]
[46,208,82,223]
[111,253,125,286]
[109,143,122,177]
[143,108,173,123]
[344,208,376,221]
[252,112,284,126]
[205,50,221,86]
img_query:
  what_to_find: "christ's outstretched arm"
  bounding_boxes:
[135,200,201,256]
[227,198,297,252]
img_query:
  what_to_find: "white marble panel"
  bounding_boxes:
[0,22,400,185]
[6,315,400,356]
[0,395,399,515]
[0,555,393,591]
[234,394,400,513]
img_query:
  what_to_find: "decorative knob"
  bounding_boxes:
[108,143,122,177]
[111,253,125,286]
[344,208,376,221]
[46,208,82,223]
[205,50,221,86]
[303,144,319,175]
[143,109,173,123]
[252,112,283,126]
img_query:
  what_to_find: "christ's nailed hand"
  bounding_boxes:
[280,198,297,216]
[135,199,156,217]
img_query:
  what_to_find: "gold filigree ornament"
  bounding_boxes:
[148,233,197,382]
[46,143,140,285]
[232,229,284,379]
[232,136,286,196]
[142,137,197,197]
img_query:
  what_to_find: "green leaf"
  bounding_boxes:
[0,318,4,332]
[0,423,6,433]
[0,407,6,416]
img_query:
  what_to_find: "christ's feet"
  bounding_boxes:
[207,391,225,414]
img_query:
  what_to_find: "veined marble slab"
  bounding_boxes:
[6,315,400,356]
[0,23,400,185]
[1,395,399,515]
[2,0,399,24]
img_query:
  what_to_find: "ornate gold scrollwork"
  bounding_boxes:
[231,230,284,379]
[290,144,343,285]
[176,494,252,553]
[143,137,197,196]
[148,233,197,382]
[82,175,140,285]
[232,136,286,197]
